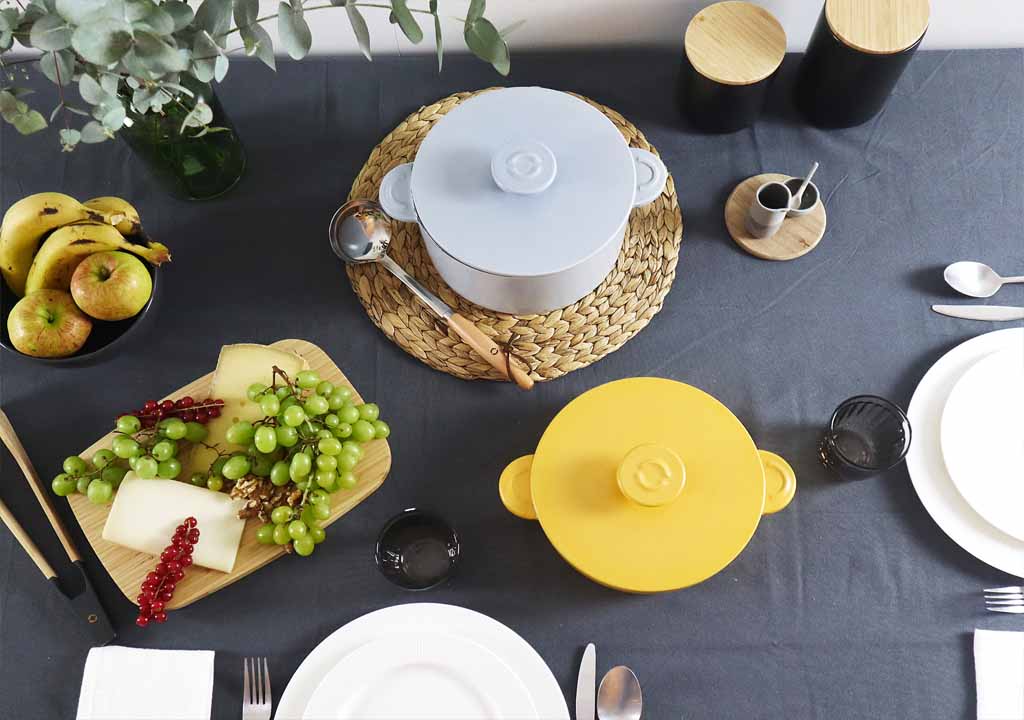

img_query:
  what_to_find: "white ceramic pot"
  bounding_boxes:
[378,87,668,315]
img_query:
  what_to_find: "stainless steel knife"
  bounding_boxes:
[932,305,1024,321]
[576,643,596,720]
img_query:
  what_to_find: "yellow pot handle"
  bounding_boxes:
[499,455,538,520]
[758,450,796,514]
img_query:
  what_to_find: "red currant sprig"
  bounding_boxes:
[119,397,225,429]
[136,517,199,627]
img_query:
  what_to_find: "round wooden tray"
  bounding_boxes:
[346,89,684,383]
[725,173,826,261]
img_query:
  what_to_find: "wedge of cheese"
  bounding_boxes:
[103,474,246,572]
[185,343,307,476]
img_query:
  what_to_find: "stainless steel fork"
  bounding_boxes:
[242,657,272,720]
[985,586,1024,614]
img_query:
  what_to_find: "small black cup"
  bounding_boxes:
[820,395,912,479]
[375,509,460,590]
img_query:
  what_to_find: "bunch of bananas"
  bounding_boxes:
[0,192,170,297]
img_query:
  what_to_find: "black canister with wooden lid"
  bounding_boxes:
[681,1,787,133]
[795,0,930,128]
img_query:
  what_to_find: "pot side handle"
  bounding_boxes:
[758,450,796,514]
[630,148,668,208]
[499,455,538,520]
[378,163,418,223]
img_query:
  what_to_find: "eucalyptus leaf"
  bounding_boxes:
[71,18,132,65]
[135,30,190,73]
[131,85,156,112]
[102,103,126,130]
[464,18,508,76]
[345,2,370,60]
[241,22,275,70]
[59,127,80,147]
[50,102,64,123]
[80,119,109,143]
[135,7,175,35]
[466,0,485,24]
[120,48,156,80]
[163,1,194,32]
[39,49,74,85]
[99,74,118,96]
[0,8,18,31]
[29,13,72,50]
[278,1,311,60]
[214,54,229,82]
[191,30,220,81]
[12,109,47,135]
[431,0,441,72]
[179,98,213,132]
[390,0,422,44]
[233,0,258,29]
[78,73,108,104]
[55,0,105,24]
[193,0,231,38]
[0,91,19,119]
[0,30,12,52]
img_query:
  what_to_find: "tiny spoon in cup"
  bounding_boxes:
[944,261,1024,298]
[330,199,534,390]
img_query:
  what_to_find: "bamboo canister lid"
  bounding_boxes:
[826,0,930,55]
[685,1,787,86]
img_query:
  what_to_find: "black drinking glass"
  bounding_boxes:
[375,509,460,590]
[820,395,912,479]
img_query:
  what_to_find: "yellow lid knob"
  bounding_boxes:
[616,444,686,508]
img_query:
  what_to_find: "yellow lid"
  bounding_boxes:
[522,378,785,592]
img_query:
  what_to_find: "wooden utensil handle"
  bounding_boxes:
[0,496,57,580]
[447,314,534,390]
[0,410,81,562]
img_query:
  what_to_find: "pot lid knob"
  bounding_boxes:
[616,444,686,508]
[491,141,557,195]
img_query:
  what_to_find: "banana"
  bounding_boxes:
[83,196,143,236]
[24,222,171,294]
[0,192,118,296]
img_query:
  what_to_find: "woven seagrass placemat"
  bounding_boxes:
[346,89,683,383]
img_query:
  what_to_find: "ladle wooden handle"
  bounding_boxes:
[0,409,81,563]
[447,314,534,390]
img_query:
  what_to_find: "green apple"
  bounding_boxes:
[70,250,152,321]
[6,289,92,357]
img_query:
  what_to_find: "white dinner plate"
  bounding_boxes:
[276,603,570,720]
[303,632,537,719]
[907,328,1024,576]
[941,347,1024,541]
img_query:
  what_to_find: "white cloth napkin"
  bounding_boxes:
[76,646,214,720]
[976,629,1024,720]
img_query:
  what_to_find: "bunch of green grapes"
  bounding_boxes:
[211,367,390,558]
[51,414,210,505]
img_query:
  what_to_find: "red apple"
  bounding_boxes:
[70,251,153,321]
[6,289,92,357]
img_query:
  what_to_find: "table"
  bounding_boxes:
[1,48,1022,719]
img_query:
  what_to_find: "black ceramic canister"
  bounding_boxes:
[795,0,930,128]
[681,1,787,133]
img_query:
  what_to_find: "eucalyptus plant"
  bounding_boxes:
[0,0,513,150]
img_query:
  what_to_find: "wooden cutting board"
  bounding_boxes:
[67,339,391,610]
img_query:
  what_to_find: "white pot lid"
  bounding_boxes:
[410,87,637,278]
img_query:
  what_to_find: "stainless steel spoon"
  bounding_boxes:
[597,666,642,720]
[944,261,1024,298]
[329,199,533,390]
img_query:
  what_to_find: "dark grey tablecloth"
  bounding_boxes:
[2,48,1023,720]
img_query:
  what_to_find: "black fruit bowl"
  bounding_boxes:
[0,264,160,367]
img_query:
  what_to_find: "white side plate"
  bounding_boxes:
[303,632,537,719]
[276,603,569,720]
[941,347,1024,541]
[907,328,1024,576]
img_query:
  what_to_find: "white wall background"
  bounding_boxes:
[279,0,1023,58]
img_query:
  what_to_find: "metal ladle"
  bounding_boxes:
[330,199,534,390]
[597,666,643,720]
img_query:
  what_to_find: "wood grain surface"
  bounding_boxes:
[725,173,827,261]
[826,0,930,55]
[685,1,786,86]
[66,339,392,610]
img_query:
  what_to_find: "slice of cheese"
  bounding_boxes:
[103,474,246,573]
[185,343,307,476]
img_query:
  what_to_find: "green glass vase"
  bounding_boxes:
[121,81,246,200]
